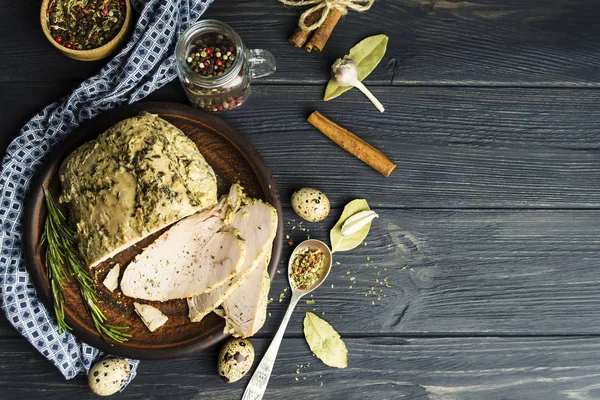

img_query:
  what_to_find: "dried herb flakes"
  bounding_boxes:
[46,0,126,50]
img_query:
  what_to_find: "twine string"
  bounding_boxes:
[279,0,375,31]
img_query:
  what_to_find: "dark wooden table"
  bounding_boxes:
[3,1,600,399]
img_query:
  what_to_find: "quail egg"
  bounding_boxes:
[88,358,131,396]
[217,338,255,383]
[291,188,330,222]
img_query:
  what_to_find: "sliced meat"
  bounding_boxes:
[102,264,120,292]
[188,200,278,322]
[134,302,168,332]
[219,250,271,337]
[120,185,245,301]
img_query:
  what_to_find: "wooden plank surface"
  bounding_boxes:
[2,1,600,86]
[4,84,600,208]
[243,208,600,336]
[3,334,600,400]
[2,0,600,398]
[4,207,597,339]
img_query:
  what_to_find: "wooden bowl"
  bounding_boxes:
[40,0,132,61]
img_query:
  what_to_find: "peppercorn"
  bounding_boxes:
[46,0,126,50]
[185,33,237,78]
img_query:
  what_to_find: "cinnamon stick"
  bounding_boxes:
[305,8,344,52]
[307,111,396,177]
[289,9,323,48]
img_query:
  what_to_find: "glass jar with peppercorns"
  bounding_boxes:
[176,20,276,112]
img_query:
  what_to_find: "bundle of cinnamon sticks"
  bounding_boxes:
[289,7,345,52]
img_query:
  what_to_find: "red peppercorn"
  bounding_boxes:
[55,37,63,44]
[205,47,212,55]
[204,60,210,67]
[217,105,224,111]
[65,43,73,49]
[102,8,109,15]
[228,46,234,53]
[215,59,223,67]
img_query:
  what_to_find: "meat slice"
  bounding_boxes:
[102,264,120,292]
[187,200,278,322]
[218,249,272,338]
[120,185,245,301]
[134,302,168,332]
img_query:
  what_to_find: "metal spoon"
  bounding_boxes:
[241,239,333,400]
[331,58,385,113]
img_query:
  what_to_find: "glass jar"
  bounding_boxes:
[176,20,276,112]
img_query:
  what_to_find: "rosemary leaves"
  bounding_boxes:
[40,188,72,333]
[46,0,127,50]
[40,187,131,342]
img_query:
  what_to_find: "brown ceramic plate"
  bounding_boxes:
[23,102,283,360]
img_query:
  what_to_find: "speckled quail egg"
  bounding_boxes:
[88,358,131,396]
[291,188,330,222]
[217,338,255,383]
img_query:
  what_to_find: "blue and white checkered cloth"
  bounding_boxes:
[0,0,213,384]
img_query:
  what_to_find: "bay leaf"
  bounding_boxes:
[330,199,372,253]
[303,312,348,368]
[324,34,389,102]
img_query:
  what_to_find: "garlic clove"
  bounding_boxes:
[331,58,385,112]
[341,210,379,237]
[331,58,360,87]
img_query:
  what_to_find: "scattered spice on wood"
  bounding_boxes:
[46,0,127,50]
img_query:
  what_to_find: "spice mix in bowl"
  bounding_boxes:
[40,0,132,61]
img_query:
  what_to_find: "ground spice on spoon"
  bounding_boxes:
[290,248,325,290]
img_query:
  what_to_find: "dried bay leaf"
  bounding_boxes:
[303,312,348,368]
[330,199,372,253]
[324,34,389,101]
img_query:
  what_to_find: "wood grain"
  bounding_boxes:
[8,206,600,338]
[2,0,600,398]
[256,207,600,336]
[4,84,600,208]
[3,1,600,86]
[3,334,600,399]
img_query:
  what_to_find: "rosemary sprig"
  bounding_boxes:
[41,187,131,342]
[40,191,72,333]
